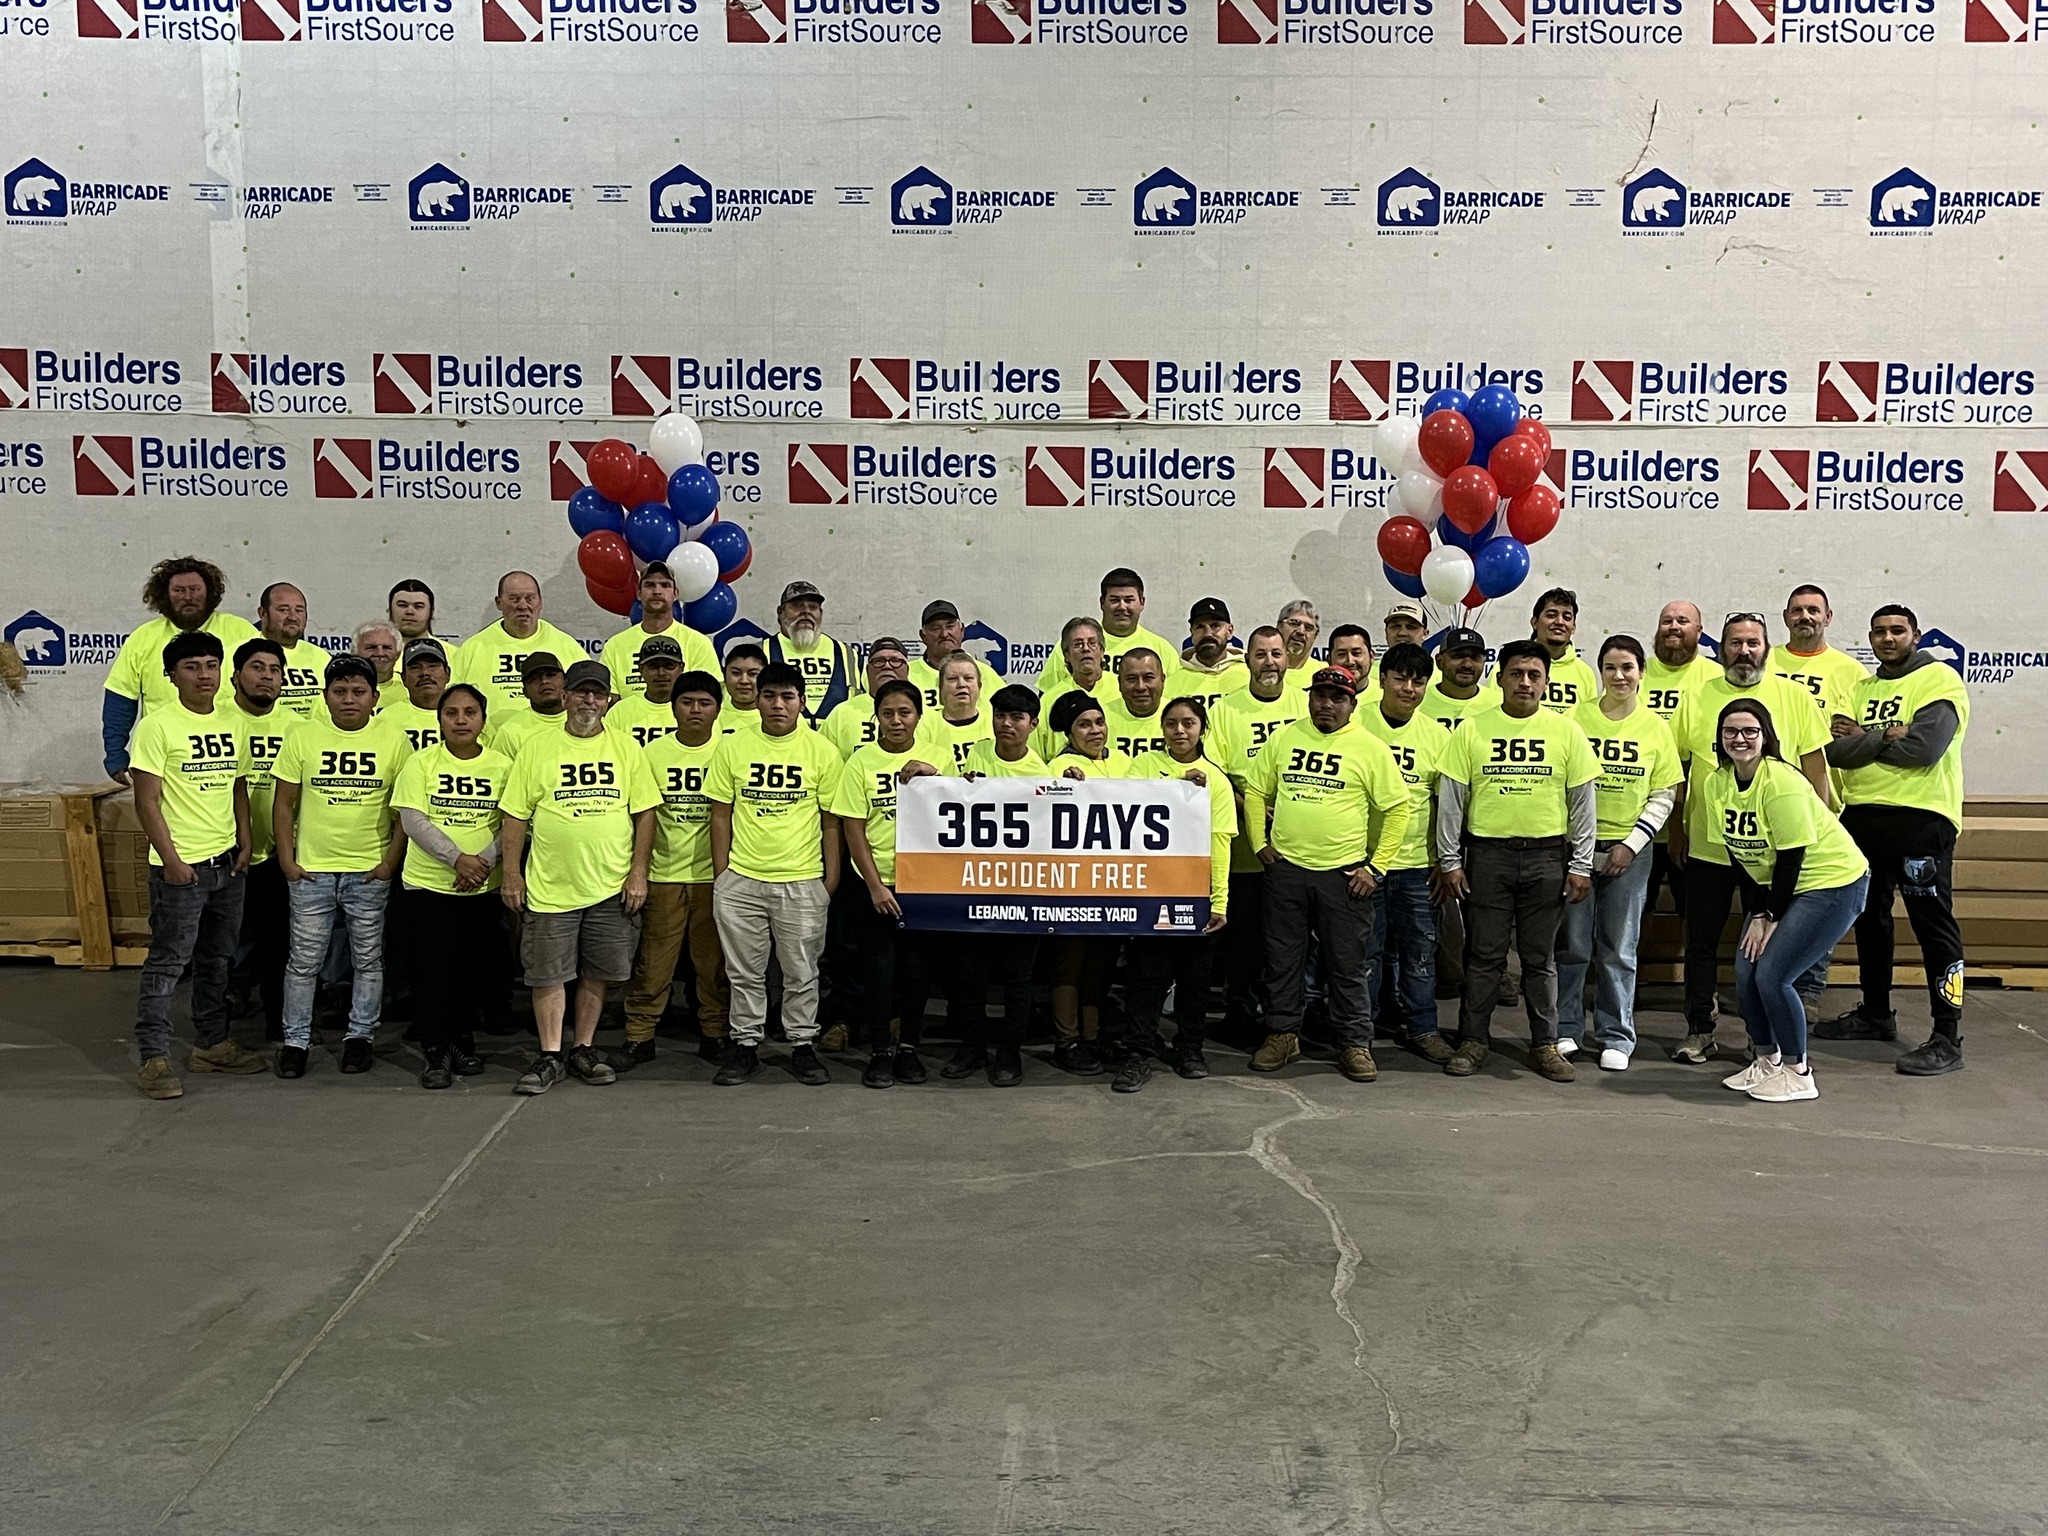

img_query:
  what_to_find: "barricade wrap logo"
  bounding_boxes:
[1621,168,1686,231]
[892,167,953,227]
[1870,166,2040,230]
[787,442,998,506]
[1748,443,1965,511]
[1134,167,1197,228]
[410,163,470,223]
[651,163,712,224]
[1917,627,2045,686]
[1376,168,1541,233]
[1027,443,1240,507]
[1816,360,2035,425]
[1994,450,2048,511]
[1570,359,1787,424]
[7,158,165,221]
[5,611,66,668]
[6,158,68,220]
[317,437,524,500]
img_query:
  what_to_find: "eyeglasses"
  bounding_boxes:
[1724,612,1768,626]
[1720,726,1763,740]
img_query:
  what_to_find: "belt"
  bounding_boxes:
[1466,835,1567,851]
[197,849,238,869]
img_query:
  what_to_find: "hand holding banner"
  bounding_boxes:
[895,776,1212,935]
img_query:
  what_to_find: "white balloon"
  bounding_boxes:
[666,540,720,602]
[1397,468,1444,518]
[1420,544,1475,607]
[1372,415,1420,476]
[647,413,705,476]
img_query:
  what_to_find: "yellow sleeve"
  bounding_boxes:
[1366,748,1411,870]
[1207,777,1235,912]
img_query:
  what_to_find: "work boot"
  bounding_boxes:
[1051,1039,1105,1076]
[1112,1050,1151,1093]
[1813,1005,1899,1042]
[1444,1040,1488,1077]
[1174,1043,1209,1080]
[941,1043,987,1080]
[1530,1044,1577,1083]
[893,1046,928,1085]
[987,1043,1024,1087]
[713,1042,761,1086]
[1672,1032,1719,1064]
[274,1045,309,1079]
[1896,1033,1964,1076]
[1337,1046,1378,1083]
[188,1040,265,1074]
[340,1037,373,1074]
[419,1049,453,1091]
[697,1033,726,1062]
[138,1057,183,1100]
[1408,1032,1455,1065]
[819,1023,849,1052]
[603,1038,656,1074]
[789,1044,831,1086]
[566,1045,617,1085]
[863,1050,896,1089]
[1249,1032,1300,1072]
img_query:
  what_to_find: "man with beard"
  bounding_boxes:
[387,639,451,752]
[387,579,440,645]
[1771,585,1870,722]
[767,580,861,721]
[451,571,585,716]
[1103,648,1170,759]
[1034,568,1180,696]
[1277,599,1322,693]
[1168,597,1249,710]
[1667,614,1831,1064]
[220,638,296,1042]
[1422,628,1489,733]
[256,583,332,719]
[601,561,718,696]
[824,637,914,759]
[104,555,259,780]
[1640,601,1721,915]
[1326,624,1379,702]
[908,599,1003,711]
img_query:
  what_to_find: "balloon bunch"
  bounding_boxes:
[567,414,752,633]
[1369,384,1560,616]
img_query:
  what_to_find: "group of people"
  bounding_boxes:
[108,552,1971,1107]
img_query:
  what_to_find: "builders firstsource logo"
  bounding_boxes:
[1815,360,2035,425]
[788,442,997,506]
[1747,444,1965,512]
[72,434,289,498]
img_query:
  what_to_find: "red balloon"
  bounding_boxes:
[1487,435,1546,499]
[1512,418,1552,456]
[586,574,636,616]
[1417,410,1475,478]
[633,453,669,507]
[586,439,639,504]
[1376,515,1433,576]
[1463,584,1486,611]
[1507,483,1562,544]
[576,529,636,590]
[1441,465,1500,535]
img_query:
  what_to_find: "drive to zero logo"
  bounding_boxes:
[1570,361,1634,422]
[314,438,376,499]
[1089,359,1150,419]
[1994,450,2048,511]
[1747,448,1809,511]
[788,443,849,504]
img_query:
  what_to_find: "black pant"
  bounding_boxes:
[242,856,289,1034]
[409,888,508,1051]
[1222,871,1266,1024]
[1457,838,1567,1047]
[1261,858,1376,1048]
[848,895,932,1053]
[956,934,1039,1048]
[1645,841,1684,923]
[1121,935,1214,1052]
[1681,857,1741,1032]
[1842,804,1965,1034]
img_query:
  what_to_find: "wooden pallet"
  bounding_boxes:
[0,941,151,968]
[0,785,143,969]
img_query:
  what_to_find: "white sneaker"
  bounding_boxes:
[1598,1048,1629,1072]
[1722,1055,1781,1092]
[1747,1063,1819,1102]
[1556,1038,1579,1057]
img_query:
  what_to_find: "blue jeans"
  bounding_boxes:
[1556,844,1654,1054]
[284,873,390,1048]
[136,861,246,1061]
[1365,868,1439,1040]
[1735,876,1869,1063]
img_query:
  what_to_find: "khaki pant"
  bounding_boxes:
[713,871,830,1046]
[625,881,729,1044]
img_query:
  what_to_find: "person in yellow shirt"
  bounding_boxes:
[832,679,933,1089]
[1112,696,1238,1092]
[1276,598,1322,693]
[913,653,994,771]
[1770,583,1870,719]
[1166,596,1249,711]
[485,652,570,761]
[450,570,586,716]
[600,561,719,696]
[1383,601,1429,652]
[1434,640,1600,1084]
[1422,627,1490,732]
[353,619,407,713]
[607,635,689,749]
[1326,624,1380,704]
[1211,625,1306,1040]
[1102,648,1170,759]
[391,682,510,1089]
[1701,700,1871,1103]
[1640,600,1721,917]
[1243,666,1411,1082]
[1356,643,1456,1064]
[103,554,258,781]
[1033,689,1130,1075]
[618,669,731,1073]
[706,661,845,1087]
[1818,603,1970,1076]
[386,638,451,752]
[962,686,1052,779]
[1029,618,1120,760]
[1559,636,1683,1071]
[717,644,768,736]
[908,600,1004,711]
[1034,567,1181,696]
[1528,587,1601,715]
[824,636,914,759]
[256,582,333,718]
[127,631,262,1099]
[767,579,862,720]
[219,637,297,1044]
[1044,690,1130,781]
[270,654,413,1078]
[500,660,659,1095]
[1668,614,1832,1064]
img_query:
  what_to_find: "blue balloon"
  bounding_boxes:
[1383,561,1426,600]
[684,582,737,633]
[697,520,751,578]
[668,462,721,526]
[629,600,643,624]
[1466,384,1522,446]
[567,486,624,538]
[625,501,681,562]
[1439,511,1496,553]
[1473,534,1531,600]
[1421,388,1470,420]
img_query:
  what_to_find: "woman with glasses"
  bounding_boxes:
[1699,700,1870,1102]
[1560,636,1683,1071]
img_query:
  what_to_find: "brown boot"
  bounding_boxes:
[1409,1032,1455,1065]
[1445,1040,1488,1077]
[1530,1043,1577,1083]
[1337,1045,1378,1083]
[1249,1032,1300,1072]
[138,1057,184,1099]
[189,1040,266,1074]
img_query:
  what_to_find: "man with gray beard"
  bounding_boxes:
[767,580,862,721]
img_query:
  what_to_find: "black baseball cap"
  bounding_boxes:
[636,635,684,663]
[1439,628,1487,656]
[518,651,566,679]
[1189,597,1231,624]
[402,638,448,669]
[564,660,612,693]
[326,654,379,688]
[921,599,960,625]
[867,635,909,659]
[779,580,824,606]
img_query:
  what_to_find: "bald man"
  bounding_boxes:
[450,571,586,715]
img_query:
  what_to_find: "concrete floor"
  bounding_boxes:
[4,967,2046,1536]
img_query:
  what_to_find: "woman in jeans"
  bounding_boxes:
[390,684,512,1089]
[1559,635,1683,1072]
[1112,696,1236,1093]
[1702,700,1871,1103]
[1043,690,1126,1075]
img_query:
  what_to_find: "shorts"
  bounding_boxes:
[520,895,641,988]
